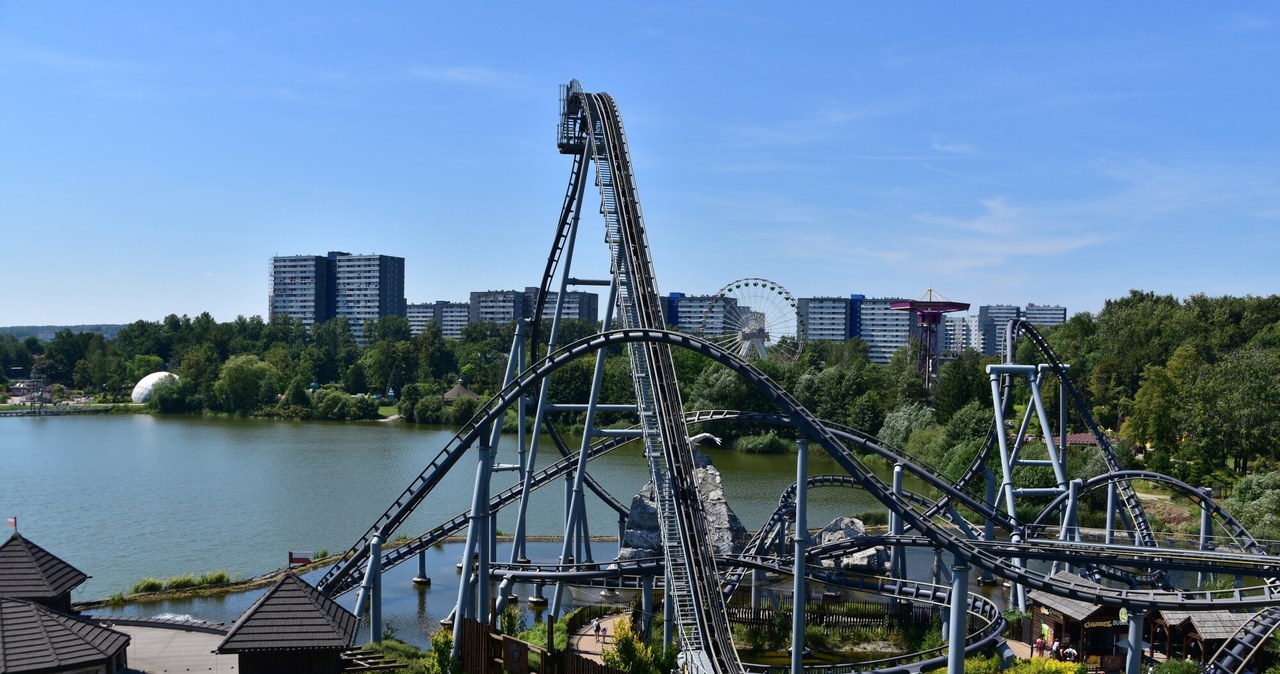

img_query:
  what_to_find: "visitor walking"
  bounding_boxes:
[593,617,601,643]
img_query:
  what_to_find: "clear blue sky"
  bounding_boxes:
[2,3,1277,327]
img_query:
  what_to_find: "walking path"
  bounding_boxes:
[568,613,626,663]
[114,624,236,673]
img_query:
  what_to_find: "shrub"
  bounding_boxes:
[855,510,888,527]
[130,577,165,594]
[1155,660,1203,674]
[602,618,678,674]
[733,432,792,454]
[414,396,446,423]
[165,574,198,590]
[517,618,568,652]
[1006,658,1088,674]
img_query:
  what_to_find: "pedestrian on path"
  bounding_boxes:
[601,625,608,643]
[593,617,601,643]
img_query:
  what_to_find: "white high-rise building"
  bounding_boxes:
[334,253,407,342]
[858,298,911,364]
[978,305,1022,357]
[522,287,600,323]
[798,297,852,341]
[1024,303,1067,328]
[469,290,526,325]
[666,294,742,336]
[269,255,330,329]
[945,314,983,354]
[270,251,404,339]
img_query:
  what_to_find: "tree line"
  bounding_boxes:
[3,290,1279,486]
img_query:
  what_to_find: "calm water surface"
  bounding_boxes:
[2,414,937,647]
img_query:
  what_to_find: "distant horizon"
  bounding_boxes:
[6,284,1276,336]
[4,4,1276,326]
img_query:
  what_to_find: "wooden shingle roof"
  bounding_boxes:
[1159,610,1249,641]
[217,572,357,653]
[443,381,480,401]
[0,597,130,673]
[1026,571,1107,621]
[0,534,88,601]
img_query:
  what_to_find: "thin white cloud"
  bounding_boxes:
[406,65,525,90]
[930,141,973,154]
[0,39,143,74]
[1217,13,1272,32]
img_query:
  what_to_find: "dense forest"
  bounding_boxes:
[4,290,1280,502]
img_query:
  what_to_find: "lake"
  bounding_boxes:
[1,413,938,647]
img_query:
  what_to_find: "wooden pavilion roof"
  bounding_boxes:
[0,533,88,602]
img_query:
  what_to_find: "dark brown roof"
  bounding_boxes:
[0,534,88,601]
[0,597,130,673]
[217,572,357,653]
[442,381,480,400]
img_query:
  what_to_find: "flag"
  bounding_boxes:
[4,517,15,528]
[288,551,314,566]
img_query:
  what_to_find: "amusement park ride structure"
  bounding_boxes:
[314,81,1280,674]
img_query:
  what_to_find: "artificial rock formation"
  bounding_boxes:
[616,450,750,563]
[816,516,890,573]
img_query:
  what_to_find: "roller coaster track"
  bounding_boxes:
[324,325,1280,673]
[486,553,1008,674]
[1011,320,1158,549]
[326,80,1280,670]
[570,83,740,673]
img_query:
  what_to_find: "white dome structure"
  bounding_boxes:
[131,372,178,403]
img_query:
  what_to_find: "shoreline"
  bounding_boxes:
[71,534,623,610]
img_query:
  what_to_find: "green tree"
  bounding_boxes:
[127,354,165,384]
[1120,364,1180,452]
[414,323,457,384]
[932,349,988,422]
[878,402,935,449]
[308,318,359,385]
[213,355,279,415]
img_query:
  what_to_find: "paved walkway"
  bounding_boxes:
[568,613,626,663]
[115,624,237,673]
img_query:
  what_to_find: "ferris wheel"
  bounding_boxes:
[697,277,805,362]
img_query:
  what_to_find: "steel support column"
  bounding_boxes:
[1125,607,1147,674]
[791,435,810,673]
[947,563,970,674]
[1199,487,1213,587]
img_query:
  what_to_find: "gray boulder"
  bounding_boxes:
[616,451,749,563]
[816,516,890,573]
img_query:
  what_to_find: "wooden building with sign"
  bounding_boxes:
[1026,572,1140,665]
[1150,609,1249,664]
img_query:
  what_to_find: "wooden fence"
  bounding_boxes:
[725,595,935,638]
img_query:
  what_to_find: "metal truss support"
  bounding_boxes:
[791,436,810,673]
[452,423,494,658]
[980,468,997,585]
